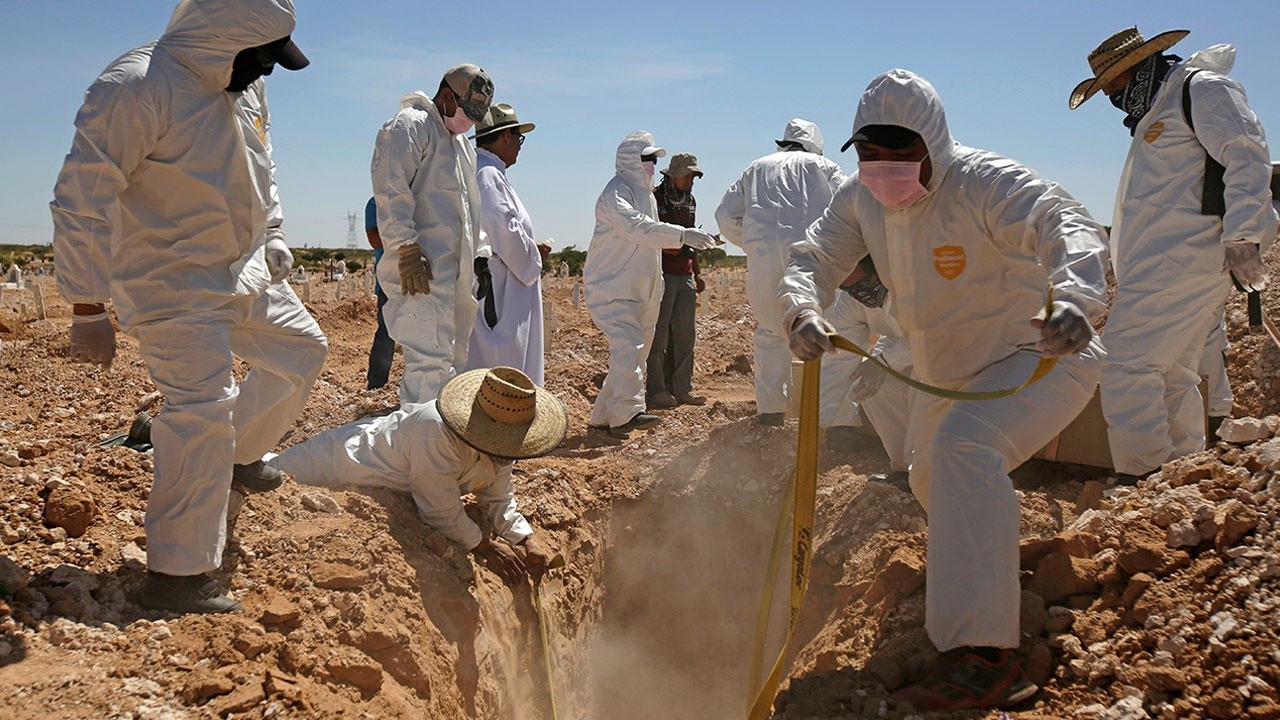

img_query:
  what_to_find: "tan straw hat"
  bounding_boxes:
[474,102,536,141]
[1069,27,1188,109]
[438,367,567,459]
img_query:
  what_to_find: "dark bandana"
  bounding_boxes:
[1111,53,1182,136]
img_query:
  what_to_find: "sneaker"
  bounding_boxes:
[893,647,1038,712]
[609,412,661,439]
[758,412,785,427]
[137,571,242,615]
[233,460,284,493]
[646,393,677,410]
[674,392,706,406]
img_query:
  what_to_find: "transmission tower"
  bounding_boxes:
[346,212,359,250]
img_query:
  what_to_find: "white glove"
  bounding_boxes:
[1224,243,1266,292]
[680,228,717,251]
[1031,300,1092,357]
[788,310,836,361]
[265,238,293,284]
[848,356,888,401]
[70,312,116,368]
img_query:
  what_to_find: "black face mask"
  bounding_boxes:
[840,274,888,308]
[226,44,278,92]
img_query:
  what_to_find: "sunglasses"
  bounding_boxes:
[640,153,658,163]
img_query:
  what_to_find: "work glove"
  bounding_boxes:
[1031,300,1092,357]
[473,538,525,583]
[788,310,836,361]
[397,243,433,295]
[694,275,706,293]
[264,238,293,284]
[70,312,116,369]
[475,257,497,328]
[1224,243,1266,292]
[536,242,553,268]
[848,355,888,402]
[680,228,717,251]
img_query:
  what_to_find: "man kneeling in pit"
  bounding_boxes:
[269,366,564,579]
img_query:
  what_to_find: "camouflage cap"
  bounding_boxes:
[443,64,495,122]
[661,152,703,179]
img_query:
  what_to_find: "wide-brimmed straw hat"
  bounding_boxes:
[1069,27,1189,109]
[474,103,536,141]
[438,367,567,459]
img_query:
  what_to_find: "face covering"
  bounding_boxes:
[443,105,476,135]
[226,45,276,92]
[859,160,927,210]
[1108,53,1180,136]
[642,161,656,177]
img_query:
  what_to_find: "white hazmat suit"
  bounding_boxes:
[465,147,545,385]
[372,92,485,405]
[1101,44,1277,475]
[822,294,914,471]
[779,70,1109,652]
[271,402,532,549]
[49,0,328,576]
[716,120,845,415]
[584,132,697,429]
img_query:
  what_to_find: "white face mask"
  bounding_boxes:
[443,105,475,136]
[641,160,656,177]
[858,160,927,210]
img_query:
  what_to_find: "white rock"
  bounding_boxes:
[1166,521,1200,548]
[120,542,147,571]
[301,491,342,514]
[1219,417,1269,443]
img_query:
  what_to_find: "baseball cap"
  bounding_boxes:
[443,64,495,122]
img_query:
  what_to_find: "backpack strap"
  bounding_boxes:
[1182,69,1227,217]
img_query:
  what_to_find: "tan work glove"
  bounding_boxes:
[397,243,433,295]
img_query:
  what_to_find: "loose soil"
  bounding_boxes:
[2,261,1280,720]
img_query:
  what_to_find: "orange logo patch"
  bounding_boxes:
[1143,121,1164,144]
[933,245,966,279]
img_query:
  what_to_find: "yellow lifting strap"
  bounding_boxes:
[745,289,1061,718]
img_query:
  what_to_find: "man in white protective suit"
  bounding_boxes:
[372,63,494,405]
[821,257,914,486]
[1068,27,1277,480]
[271,367,561,581]
[465,103,550,386]
[50,0,328,615]
[715,119,845,426]
[583,131,718,440]
[781,69,1109,712]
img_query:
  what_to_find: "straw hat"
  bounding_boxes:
[474,103,536,141]
[438,367,567,459]
[1069,27,1188,109]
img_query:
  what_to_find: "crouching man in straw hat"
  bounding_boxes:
[268,366,565,579]
[1069,27,1277,481]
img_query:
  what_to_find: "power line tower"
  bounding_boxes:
[346,212,359,250]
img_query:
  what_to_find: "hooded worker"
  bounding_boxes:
[1068,27,1278,478]
[50,0,328,614]
[371,63,494,405]
[583,131,717,439]
[715,119,846,426]
[779,69,1109,712]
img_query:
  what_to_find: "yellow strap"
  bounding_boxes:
[747,358,821,720]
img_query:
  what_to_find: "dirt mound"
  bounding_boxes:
[2,269,1279,719]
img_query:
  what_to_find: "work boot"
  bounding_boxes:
[233,460,284,493]
[870,471,911,491]
[758,412,785,427]
[609,412,661,439]
[646,392,677,410]
[137,571,242,615]
[675,392,706,406]
[893,647,1037,712]
[1207,415,1228,442]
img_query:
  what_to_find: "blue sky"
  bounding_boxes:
[3,1,1278,252]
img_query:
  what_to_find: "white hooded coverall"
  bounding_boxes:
[271,402,532,549]
[372,91,485,405]
[465,146,545,386]
[49,0,328,577]
[821,294,914,472]
[716,119,845,415]
[1102,44,1277,475]
[779,70,1109,652]
[583,131,687,428]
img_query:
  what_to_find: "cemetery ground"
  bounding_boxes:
[2,255,1280,719]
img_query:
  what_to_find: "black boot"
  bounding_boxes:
[233,460,283,492]
[138,571,241,615]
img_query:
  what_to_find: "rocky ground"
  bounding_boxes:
[1,265,1279,720]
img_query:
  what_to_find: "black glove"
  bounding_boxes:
[475,257,497,329]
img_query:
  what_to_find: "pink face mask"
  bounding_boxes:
[641,160,656,177]
[443,106,475,136]
[858,160,927,210]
